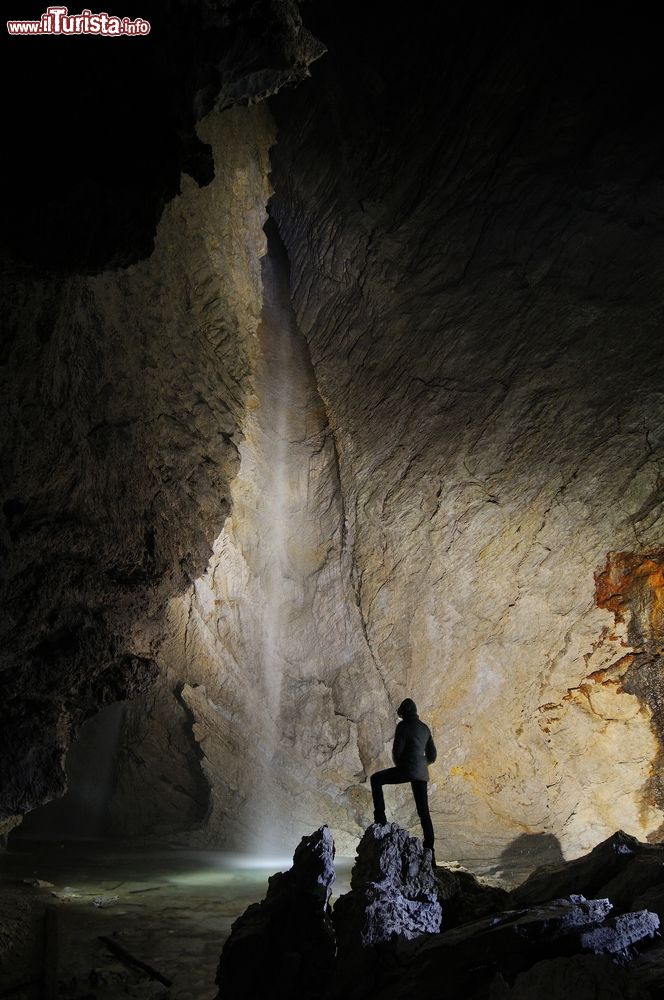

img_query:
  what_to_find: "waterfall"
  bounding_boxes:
[249,217,305,853]
[259,253,292,729]
[159,211,368,854]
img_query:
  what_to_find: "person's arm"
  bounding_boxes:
[392,721,406,766]
[425,729,437,764]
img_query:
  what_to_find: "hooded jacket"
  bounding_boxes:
[392,700,437,781]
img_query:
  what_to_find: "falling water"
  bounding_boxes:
[260,264,292,727]
[179,213,337,854]
[250,217,304,853]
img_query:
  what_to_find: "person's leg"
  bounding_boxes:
[370,767,408,824]
[411,780,435,853]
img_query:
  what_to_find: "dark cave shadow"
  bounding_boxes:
[499,832,565,881]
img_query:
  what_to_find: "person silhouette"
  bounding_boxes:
[370,698,437,863]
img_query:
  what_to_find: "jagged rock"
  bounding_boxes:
[580,910,660,957]
[489,955,650,999]
[335,823,442,945]
[379,893,656,999]
[331,823,441,998]
[514,895,614,939]
[215,826,335,1000]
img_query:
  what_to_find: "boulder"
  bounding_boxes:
[215,825,336,1000]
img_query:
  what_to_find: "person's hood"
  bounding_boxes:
[397,698,418,718]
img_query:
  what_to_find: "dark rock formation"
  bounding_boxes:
[511,831,664,910]
[379,892,660,1000]
[216,825,335,1000]
[335,823,442,944]
[435,866,510,929]
[490,955,650,1000]
[325,828,660,999]
[331,823,441,998]
[214,825,661,999]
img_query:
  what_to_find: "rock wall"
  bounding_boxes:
[118,220,387,853]
[4,2,663,862]
[1,105,277,834]
[268,5,664,857]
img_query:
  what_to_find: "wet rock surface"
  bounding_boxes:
[216,825,336,1000]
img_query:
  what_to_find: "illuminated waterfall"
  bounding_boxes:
[250,218,304,854]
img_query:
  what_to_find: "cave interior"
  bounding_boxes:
[1,1,664,997]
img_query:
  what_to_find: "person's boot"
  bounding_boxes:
[373,810,387,826]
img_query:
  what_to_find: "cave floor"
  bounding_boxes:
[0,841,534,999]
[0,841,354,1000]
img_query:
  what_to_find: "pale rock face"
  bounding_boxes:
[1,103,278,833]
[154,222,389,854]
[103,104,289,841]
[268,29,664,859]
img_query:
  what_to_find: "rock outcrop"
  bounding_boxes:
[334,822,442,944]
[331,823,441,999]
[216,825,663,1000]
[358,829,660,999]
[216,825,336,1000]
